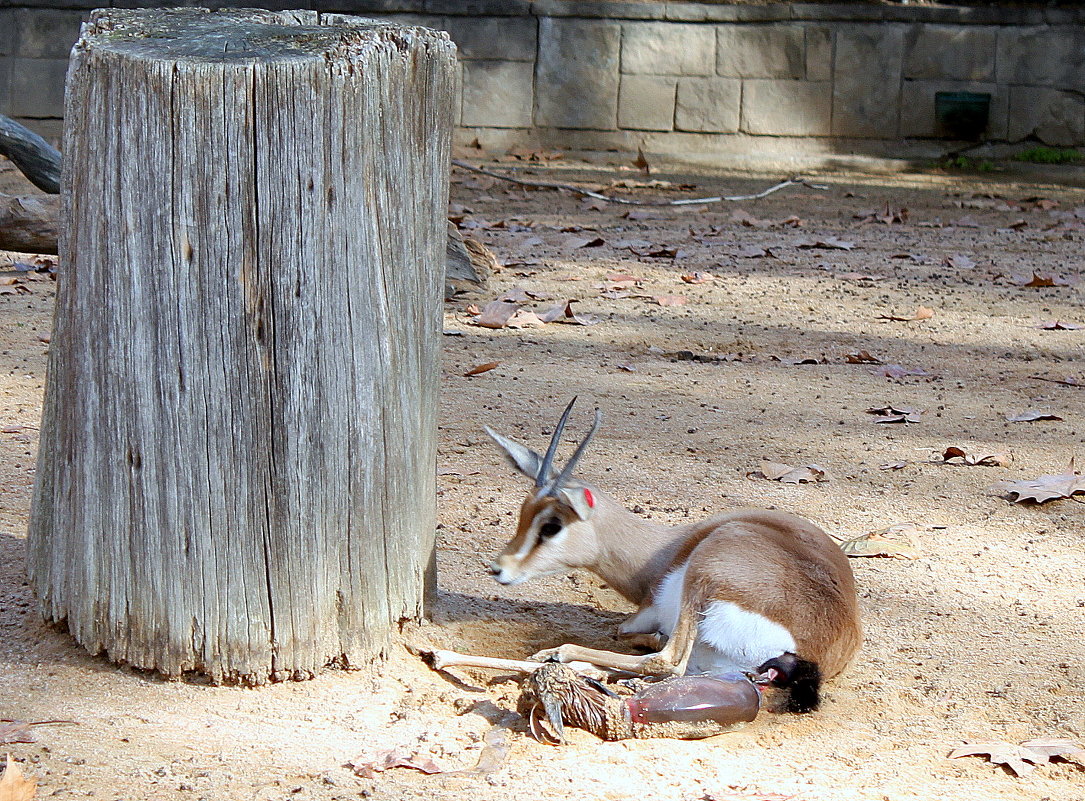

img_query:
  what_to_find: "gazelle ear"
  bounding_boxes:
[485,427,554,483]
[557,486,596,521]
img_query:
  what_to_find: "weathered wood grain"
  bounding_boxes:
[0,192,58,253]
[28,8,456,684]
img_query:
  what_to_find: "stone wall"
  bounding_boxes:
[2,1,1085,161]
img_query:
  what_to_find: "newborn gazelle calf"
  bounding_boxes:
[486,399,861,713]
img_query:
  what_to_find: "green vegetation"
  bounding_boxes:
[942,155,996,172]
[1012,146,1083,164]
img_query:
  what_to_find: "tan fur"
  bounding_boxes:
[493,482,861,680]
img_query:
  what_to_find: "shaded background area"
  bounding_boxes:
[3,0,1085,167]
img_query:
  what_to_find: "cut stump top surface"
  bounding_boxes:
[82,7,450,63]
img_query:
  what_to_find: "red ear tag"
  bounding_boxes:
[584,488,595,508]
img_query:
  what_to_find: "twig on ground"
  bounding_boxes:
[451,159,827,206]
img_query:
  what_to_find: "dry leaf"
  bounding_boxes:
[946,739,1085,776]
[867,405,921,424]
[632,146,650,175]
[794,236,854,251]
[464,362,500,377]
[1011,271,1074,287]
[1036,320,1083,330]
[681,271,715,284]
[351,748,444,779]
[505,308,546,328]
[1006,410,1063,423]
[879,461,909,470]
[566,235,605,249]
[0,755,35,801]
[838,525,920,559]
[845,351,881,364]
[989,462,1085,503]
[877,306,934,322]
[938,447,1012,467]
[749,461,829,484]
[654,295,687,307]
[944,254,977,269]
[474,300,521,329]
[855,203,908,224]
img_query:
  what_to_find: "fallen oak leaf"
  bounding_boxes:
[989,462,1085,504]
[1019,738,1085,767]
[867,405,922,424]
[654,295,687,307]
[1036,320,1084,330]
[351,748,445,779]
[943,254,977,269]
[948,741,1051,776]
[845,350,882,364]
[1006,410,1063,422]
[0,754,35,801]
[838,529,919,560]
[938,447,1012,467]
[1011,271,1074,287]
[735,245,773,259]
[877,306,934,322]
[794,236,854,250]
[748,461,829,484]
[464,362,500,377]
[505,308,546,328]
[473,300,522,329]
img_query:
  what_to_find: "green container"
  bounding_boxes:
[935,92,991,140]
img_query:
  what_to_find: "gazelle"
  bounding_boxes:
[485,399,861,713]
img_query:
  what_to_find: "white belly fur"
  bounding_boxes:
[649,563,798,676]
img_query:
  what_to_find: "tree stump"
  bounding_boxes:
[28,8,456,684]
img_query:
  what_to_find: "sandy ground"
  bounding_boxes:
[1,154,1084,801]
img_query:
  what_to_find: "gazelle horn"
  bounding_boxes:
[536,397,578,488]
[544,407,602,494]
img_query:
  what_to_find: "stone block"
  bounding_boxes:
[1008,87,1085,146]
[742,80,831,136]
[9,117,63,146]
[831,24,905,138]
[443,15,536,61]
[620,22,714,76]
[805,25,832,82]
[717,24,804,79]
[674,76,740,133]
[997,26,1085,87]
[7,57,68,119]
[532,0,660,19]
[904,25,996,81]
[0,60,10,114]
[425,0,531,15]
[899,80,1007,140]
[13,8,86,58]
[461,60,533,128]
[535,17,620,129]
[0,11,14,57]
[618,74,676,131]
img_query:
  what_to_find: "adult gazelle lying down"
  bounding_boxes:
[485,399,861,713]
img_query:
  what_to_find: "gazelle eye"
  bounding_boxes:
[539,519,562,538]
